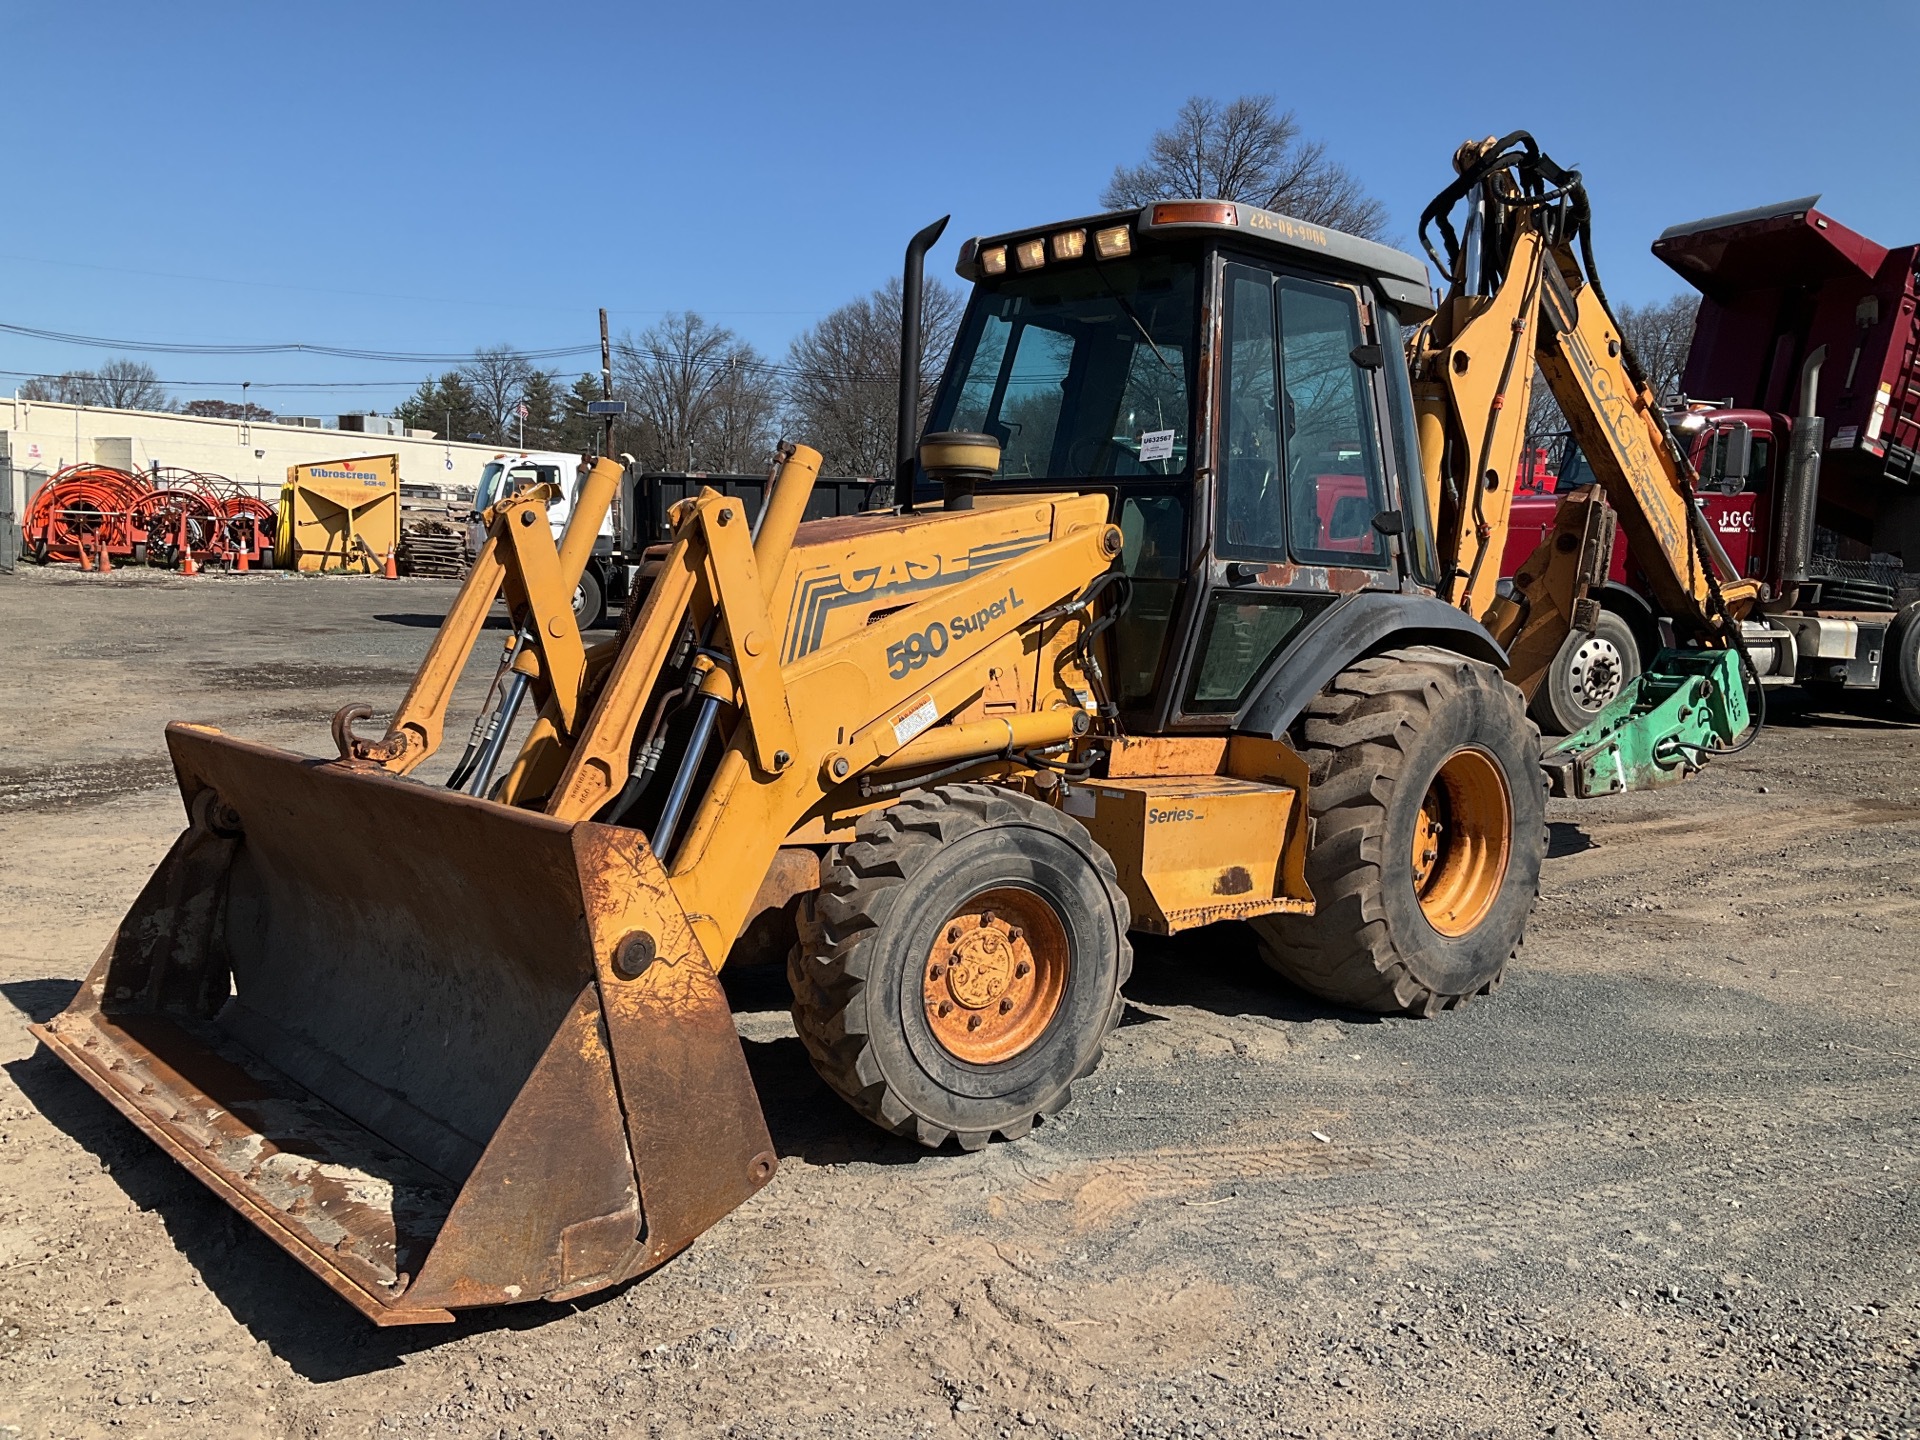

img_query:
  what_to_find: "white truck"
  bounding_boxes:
[470,450,621,627]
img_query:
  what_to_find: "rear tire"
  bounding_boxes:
[789,784,1131,1149]
[1529,609,1640,735]
[1884,600,1920,719]
[1251,646,1546,1016]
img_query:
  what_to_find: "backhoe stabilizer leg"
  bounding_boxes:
[1541,649,1749,798]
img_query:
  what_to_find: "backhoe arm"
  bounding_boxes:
[1411,133,1764,793]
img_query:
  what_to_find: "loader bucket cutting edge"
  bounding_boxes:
[30,723,777,1325]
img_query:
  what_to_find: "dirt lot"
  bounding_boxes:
[1,563,1917,1439]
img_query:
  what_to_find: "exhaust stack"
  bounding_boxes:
[1775,345,1827,594]
[896,215,950,513]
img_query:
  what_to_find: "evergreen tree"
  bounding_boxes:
[397,372,488,442]
[558,373,608,456]
[517,369,563,449]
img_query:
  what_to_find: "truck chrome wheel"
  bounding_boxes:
[1566,633,1626,710]
[1413,747,1513,938]
[1531,611,1643,736]
[923,889,1069,1065]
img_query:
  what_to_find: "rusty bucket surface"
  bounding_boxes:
[32,723,776,1325]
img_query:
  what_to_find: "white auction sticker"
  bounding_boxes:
[1138,429,1176,463]
[891,694,939,748]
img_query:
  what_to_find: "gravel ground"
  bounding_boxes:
[0,563,1916,1439]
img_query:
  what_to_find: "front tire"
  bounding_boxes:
[789,784,1131,1149]
[1529,609,1640,735]
[1251,646,1547,1016]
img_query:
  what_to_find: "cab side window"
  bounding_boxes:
[1217,264,1286,557]
[1277,277,1388,566]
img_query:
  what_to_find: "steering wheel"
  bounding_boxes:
[1068,436,1115,473]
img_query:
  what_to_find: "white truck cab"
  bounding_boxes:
[470,451,619,627]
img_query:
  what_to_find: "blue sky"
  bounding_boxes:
[5,0,1913,413]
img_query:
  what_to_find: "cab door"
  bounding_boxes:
[1169,258,1395,724]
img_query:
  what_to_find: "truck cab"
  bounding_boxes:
[471,450,619,627]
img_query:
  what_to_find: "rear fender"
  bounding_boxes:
[1236,592,1509,739]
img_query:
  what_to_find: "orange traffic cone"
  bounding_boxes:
[97,544,113,575]
[78,539,94,572]
[382,545,399,580]
[235,544,250,573]
[181,550,198,576]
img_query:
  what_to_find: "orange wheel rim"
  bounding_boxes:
[923,886,1069,1064]
[1411,746,1512,937]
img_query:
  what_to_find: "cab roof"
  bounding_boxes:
[957,201,1435,318]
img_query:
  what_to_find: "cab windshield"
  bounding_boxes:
[930,256,1198,480]
[475,462,506,510]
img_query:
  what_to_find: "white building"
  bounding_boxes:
[0,396,536,516]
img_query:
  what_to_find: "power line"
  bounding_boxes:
[0,368,417,393]
[0,320,598,365]
[0,321,963,394]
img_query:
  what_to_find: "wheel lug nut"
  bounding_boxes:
[1008,927,1023,943]
[968,1014,983,1030]
[1014,960,1031,979]
[947,924,963,943]
[929,963,946,980]
[937,1001,954,1017]
[998,997,1014,1014]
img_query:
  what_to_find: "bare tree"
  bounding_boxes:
[1102,95,1387,240]
[784,276,964,478]
[21,359,172,411]
[1525,365,1567,453]
[90,359,172,411]
[615,312,778,472]
[1617,294,1700,404]
[459,344,535,445]
[18,372,98,404]
[704,355,782,473]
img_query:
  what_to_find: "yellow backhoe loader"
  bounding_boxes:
[34,134,1761,1324]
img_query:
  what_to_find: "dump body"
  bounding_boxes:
[1656,199,1920,498]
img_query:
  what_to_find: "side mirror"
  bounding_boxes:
[1720,422,1752,488]
[1370,509,1405,536]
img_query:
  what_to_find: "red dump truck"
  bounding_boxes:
[1506,197,1920,732]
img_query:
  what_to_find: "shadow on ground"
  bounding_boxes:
[1548,820,1597,857]
[1124,924,1371,1025]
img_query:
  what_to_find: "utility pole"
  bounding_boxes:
[599,309,614,463]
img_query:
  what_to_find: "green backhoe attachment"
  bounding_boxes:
[1542,649,1750,798]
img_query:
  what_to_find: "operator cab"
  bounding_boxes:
[924,202,1442,732]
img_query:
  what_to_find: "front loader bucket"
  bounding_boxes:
[31,723,776,1325]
